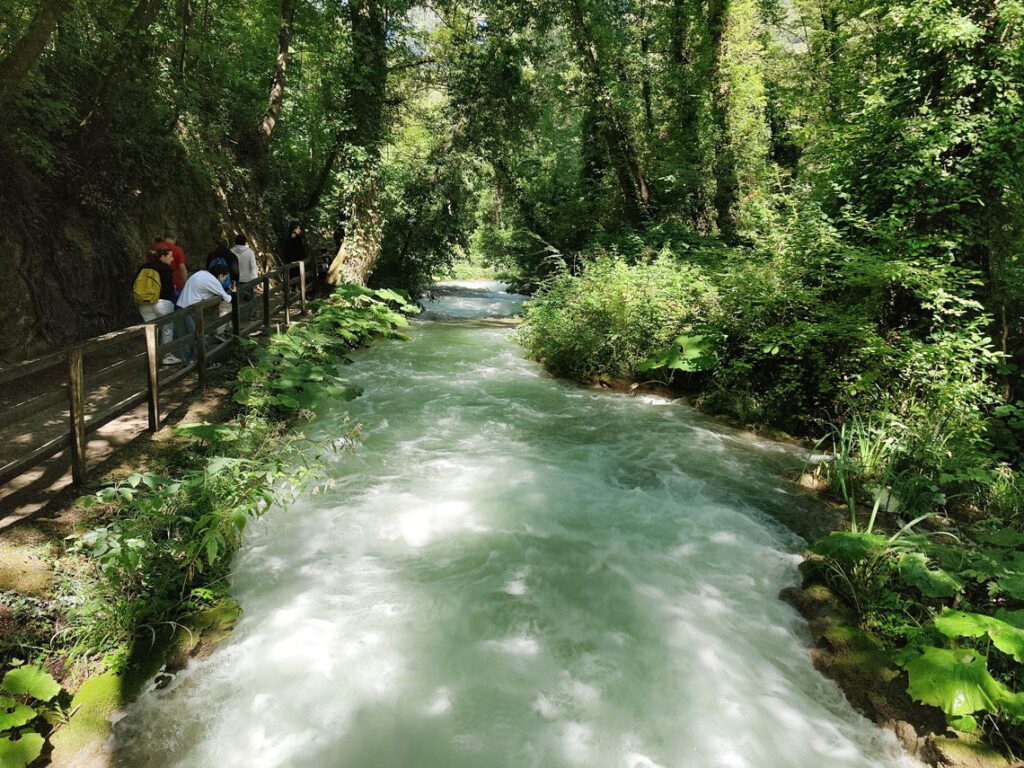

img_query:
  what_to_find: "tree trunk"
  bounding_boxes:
[0,0,73,102]
[302,133,344,212]
[820,4,841,117]
[708,0,738,242]
[327,0,388,285]
[256,0,295,156]
[176,0,193,79]
[328,175,384,285]
[564,0,650,226]
[669,0,704,224]
[492,156,546,239]
[639,0,654,135]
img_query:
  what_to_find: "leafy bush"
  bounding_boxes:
[0,664,65,768]
[518,253,719,379]
[808,519,1024,745]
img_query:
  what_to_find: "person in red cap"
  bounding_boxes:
[149,231,189,295]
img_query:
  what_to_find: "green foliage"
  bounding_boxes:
[233,284,417,414]
[0,665,65,768]
[518,253,719,379]
[808,513,1024,741]
[1,667,60,702]
[636,333,720,379]
[901,647,1010,719]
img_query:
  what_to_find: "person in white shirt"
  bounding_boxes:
[231,234,259,283]
[177,264,233,362]
[231,234,259,303]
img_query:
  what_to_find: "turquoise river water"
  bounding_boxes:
[112,281,920,768]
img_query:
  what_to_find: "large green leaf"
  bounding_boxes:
[995,609,1024,629]
[0,733,44,768]
[978,527,1024,548]
[995,572,1024,601]
[637,334,717,374]
[1,667,60,702]
[934,610,1024,663]
[902,646,1008,716]
[0,696,36,731]
[896,553,962,598]
[999,691,1024,722]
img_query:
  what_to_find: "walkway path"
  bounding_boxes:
[0,361,229,528]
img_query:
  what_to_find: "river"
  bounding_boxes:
[112,281,919,768]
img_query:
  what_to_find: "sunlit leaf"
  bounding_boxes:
[901,646,1008,716]
[1,666,60,702]
[0,696,36,731]
[0,732,44,768]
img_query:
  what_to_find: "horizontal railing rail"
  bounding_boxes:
[0,257,320,488]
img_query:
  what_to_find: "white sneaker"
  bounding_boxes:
[161,354,183,365]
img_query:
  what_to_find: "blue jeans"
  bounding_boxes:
[182,314,197,364]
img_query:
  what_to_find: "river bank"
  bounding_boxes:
[0,285,419,766]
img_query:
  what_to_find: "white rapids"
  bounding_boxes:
[111,281,920,768]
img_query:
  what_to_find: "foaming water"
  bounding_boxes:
[113,282,918,768]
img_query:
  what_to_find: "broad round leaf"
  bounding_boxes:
[0,732,45,768]
[897,554,962,598]
[902,646,1008,717]
[936,610,1024,663]
[947,714,979,732]
[0,696,36,731]
[1,666,61,702]
[996,573,1024,601]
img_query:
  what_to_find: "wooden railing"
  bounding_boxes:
[0,257,319,487]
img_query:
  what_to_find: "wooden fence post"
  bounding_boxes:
[298,260,307,315]
[66,347,87,484]
[231,292,241,338]
[144,324,160,431]
[282,266,292,326]
[263,276,271,333]
[195,305,207,390]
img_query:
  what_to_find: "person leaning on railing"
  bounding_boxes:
[134,247,181,366]
[175,263,233,364]
[231,234,258,302]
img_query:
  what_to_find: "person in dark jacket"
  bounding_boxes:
[283,222,306,264]
[206,242,240,284]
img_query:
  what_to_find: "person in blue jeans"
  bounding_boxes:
[176,263,233,363]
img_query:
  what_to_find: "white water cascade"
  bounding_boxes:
[112,281,920,768]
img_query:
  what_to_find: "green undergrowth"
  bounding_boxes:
[0,284,417,762]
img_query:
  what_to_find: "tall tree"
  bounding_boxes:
[707,0,737,241]
[0,0,73,102]
[564,0,651,225]
[328,0,389,285]
[255,0,296,157]
[667,0,703,223]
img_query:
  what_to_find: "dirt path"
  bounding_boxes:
[0,361,239,528]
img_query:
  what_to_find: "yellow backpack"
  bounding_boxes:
[133,267,162,305]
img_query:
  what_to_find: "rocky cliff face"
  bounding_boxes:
[0,168,280,363]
